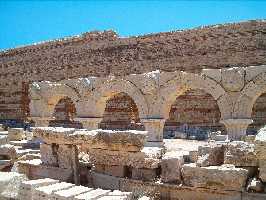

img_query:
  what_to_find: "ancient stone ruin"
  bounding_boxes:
[0,20,266,199]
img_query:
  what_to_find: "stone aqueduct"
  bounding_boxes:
[29,65,266,142]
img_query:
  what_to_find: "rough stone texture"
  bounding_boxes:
[19,178,59,200]
[1,20,265,120]
[0,172,28,200]
[91,171,120,190]
[58,144,73,169]
[87,147,161,169]
[196,142,225,167]
[32,182,74,200]
[8,128,25,141]
[88,129,147,152]
[52,185,93,200]
[132,168,157,181]
[40,143,58,167]
[160,151,184,183]
[182,163,249,191]
[17,159,73,182]
[0,144,17,160]
[224,141,257,167]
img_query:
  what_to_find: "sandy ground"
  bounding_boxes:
[163,139,207,152]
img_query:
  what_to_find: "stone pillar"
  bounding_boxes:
[71,145,80,185]
[74,117,103,130]
[220,119,253,140]
[141,118,165,145]
[29,117,53,127]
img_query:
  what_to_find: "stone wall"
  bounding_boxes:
[0,20,266,120]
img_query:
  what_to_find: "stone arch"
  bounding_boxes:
[29,83,80,118]
[91,79,149,119]
[234,72,266,119]
[164,89,226,138]
[99,92,144,130]
[155,72,227,120]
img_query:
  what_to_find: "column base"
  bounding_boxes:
[74,117,103,130]
[220,119,253,141]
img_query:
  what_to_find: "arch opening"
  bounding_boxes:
[49,97,82,128]
[163,89,225,140]
[247,92,266,135]
[99,92,144,130]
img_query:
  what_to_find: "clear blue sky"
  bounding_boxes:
[0,0,266,50]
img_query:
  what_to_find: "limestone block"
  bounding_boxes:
[196,142,225,167]
[8,128,25,141]
[32,127,76,145]
[221,67,245,92]
[160,151,184,183]
[40,143,58,167]
[19,178,59,200]
[132,168,157,181]
[91,172,120,190]
[85,129,147,152]
[0,135,8,145]
[17,159,73,182]
[58,144,72,169]
[201,69,222,83]
[245,65,266,82]
[0,144,16,160]
[73,188,110,200]
[182,163,249,191]
[93,164,126,177]
[52,185,93,200]
[0,172,28,200]
[224,141,257,167]
[32,182,74,200]
[88,147,160,169]
[246,178,264,193]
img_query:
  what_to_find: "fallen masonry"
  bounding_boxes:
[1,127,262,199]
[0,20,266,200]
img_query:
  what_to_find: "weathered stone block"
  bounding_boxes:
[58,144,72,169]
[132,168,157,181]
[52,185,93,200]
[19,178,59,200]
[196,142,225,167]
[8,128,25,141]
[73,188,110,200]
[224,141,257,167]
[88,147,160,169]
[182,163,249,191]
[0,144,16,160]
[40,143,58,167]
[161,152,184,183]
[32,182,74,200]
[91,172,120,190]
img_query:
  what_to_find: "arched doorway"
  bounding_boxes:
[164,89,225,140]
[49,97,82,128]
[247,92,266,135]
[99,92,144,130]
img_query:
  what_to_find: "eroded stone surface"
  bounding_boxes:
[182,163,249,191]
[224,141,257,167]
